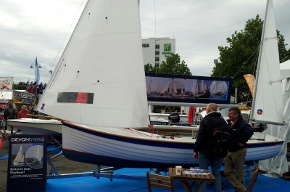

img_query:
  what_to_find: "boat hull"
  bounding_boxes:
[62,122,283,168]
[8,119,62,143]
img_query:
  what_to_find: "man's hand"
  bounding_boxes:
[238,142,245,147]
[193,152,198,161]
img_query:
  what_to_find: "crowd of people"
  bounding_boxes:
[1,103,34,130]
[26,81,46,95]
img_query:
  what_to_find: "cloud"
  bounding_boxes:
[0,0,289,83]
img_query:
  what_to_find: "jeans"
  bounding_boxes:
[199,153,222,192]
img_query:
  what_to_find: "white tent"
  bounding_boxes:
[259,60,290,177]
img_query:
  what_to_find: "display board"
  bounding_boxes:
[146,73,232,104]
[7,135,47,192]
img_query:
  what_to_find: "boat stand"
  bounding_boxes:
[46,150,147,181]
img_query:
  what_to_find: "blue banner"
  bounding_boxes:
[35,57,40,86]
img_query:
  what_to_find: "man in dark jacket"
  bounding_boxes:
[224,107,253,192]
[193,103,228,192]
[3,103,17,130]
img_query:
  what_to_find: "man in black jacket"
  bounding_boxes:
[3,103,17,130]
[193,103,228,192]
[224,107,253,192]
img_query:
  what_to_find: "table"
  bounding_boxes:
[169,168,215,192]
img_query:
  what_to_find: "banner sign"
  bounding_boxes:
[7,135,47,192]
[0,77,13,91]
[146,73,232,104]
[243,74,255,97]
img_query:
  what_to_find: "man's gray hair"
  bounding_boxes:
[207,103,218,112]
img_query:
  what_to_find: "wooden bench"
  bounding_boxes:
[147,171,175,192]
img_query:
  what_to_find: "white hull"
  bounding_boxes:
[62,122,283,168]
[7,118,62,142]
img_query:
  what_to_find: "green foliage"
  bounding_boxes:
[144,53,192,76]
[13,82,27,90]
[144,63,156,73]
[212,15,290,101]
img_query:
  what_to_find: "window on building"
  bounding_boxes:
[142,44,149,48]
[155,57,159,61]
[155,44,160,49]
[155,63,160,68]
[155,51,159,55]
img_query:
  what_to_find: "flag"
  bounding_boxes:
[35,57,40,86]
[243,74,255,97]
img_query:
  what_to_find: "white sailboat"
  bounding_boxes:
[33,145,42,164]
[249,0,289,176]
[36,0,283,168]
[156,83,160,94]
[160,80,171,95]
[147,78,152,95]
[210,81,227,98]
[198,80,206,94]
[13,145,25,166]
[191,79,198,96]
[250,0,284,126]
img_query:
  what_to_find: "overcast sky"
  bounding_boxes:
[0,0,289,83]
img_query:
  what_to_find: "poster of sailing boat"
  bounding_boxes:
[146,73,232,103]
[11,143,33,167]
[25,145,44,169]
[13,145,25,166]
[8,135,47,191]
[210,80,229,100]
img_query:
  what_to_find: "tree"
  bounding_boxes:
[13,82,27,90]
[145,53,192,76]
[144,63,156,73]
[212,15,290,102]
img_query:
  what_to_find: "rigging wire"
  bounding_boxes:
[232,45,260,79]
[44,0,87,83]
[245,45,260,105]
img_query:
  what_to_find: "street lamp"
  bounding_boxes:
[214,59,218,65]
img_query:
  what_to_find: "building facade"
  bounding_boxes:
[142,37,176,68]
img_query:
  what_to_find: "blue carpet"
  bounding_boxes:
[45,168,290,192]
[47,145,62,154]
[0,154,8,160]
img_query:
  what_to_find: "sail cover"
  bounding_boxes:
[251,0,284,125]
[37,0,149,128]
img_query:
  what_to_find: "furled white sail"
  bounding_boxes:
[191,79,198,95]
[199,80,206,93]
[35,145,42,162]
[37,0,149,128]
[251,0,284,125]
